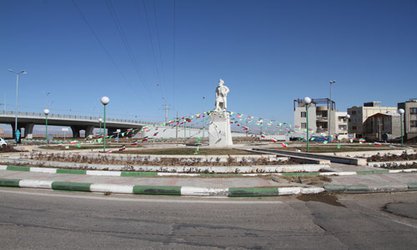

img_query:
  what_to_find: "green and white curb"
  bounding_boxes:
[324,182,417,193]
[1,165,417,178]
[0,177,324,197]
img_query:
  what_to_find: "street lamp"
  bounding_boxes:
[100,96,110,152]
[304,96,312,152]
[398,108,405,146]
[8,69,27,143]
[98,118,103,137]
[329,80,336,141]
[44,108,49,143]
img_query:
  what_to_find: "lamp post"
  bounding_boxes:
[100,96,110,152]
[304,96,312,152]
[328,80,336,141]
[8,69,27,143]
[43,109,49,143]
[98,118,103,137]
[398,108,405,146]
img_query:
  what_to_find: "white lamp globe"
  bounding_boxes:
[44,109,50,115]
[398,108,405,115]
[304,97,312,104]
[101,96,110,105]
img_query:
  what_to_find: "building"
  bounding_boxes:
[293,98,336,136]
[347,101,397,138]
[335,111,349,135]
[362,112,401,141]
[398,99,417,141]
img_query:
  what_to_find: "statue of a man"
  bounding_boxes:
[215,79,230,112]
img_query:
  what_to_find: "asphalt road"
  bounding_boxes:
[1,188,417,249]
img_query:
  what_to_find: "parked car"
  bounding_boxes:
[0,137,7,148]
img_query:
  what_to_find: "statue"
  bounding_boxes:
[214,79,230,112]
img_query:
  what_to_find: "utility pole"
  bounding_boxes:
[329,80,336,141]
[162,103,170,124]
[175,112,179,143]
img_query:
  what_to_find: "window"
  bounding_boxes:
[410,108,417,114]
[301,112,306,117]
[301,123,306,129]
[351,110,357,115]
[352,126,357,130]
[411,120,417,128]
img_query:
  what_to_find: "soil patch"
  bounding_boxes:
[297,193,345,207]
[0,145,23,153]
[280,176,332,185]
[118,148,257,155]
[368,152,417,162]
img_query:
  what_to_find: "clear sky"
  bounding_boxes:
[1,0,416,125]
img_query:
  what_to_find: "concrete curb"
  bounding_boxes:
[0,177,324,197]
[2,164,417,178]
[323,183,417,193]
[0,159,329,174]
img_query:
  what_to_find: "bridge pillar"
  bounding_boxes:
[23,123,35,139]
[71,126,81,138]
[85,126,95,138]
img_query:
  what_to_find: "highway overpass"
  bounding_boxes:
[0,111,154,138]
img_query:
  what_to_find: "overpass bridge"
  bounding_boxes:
[0,111,155,138]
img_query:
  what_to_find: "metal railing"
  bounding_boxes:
[0,110,158,125]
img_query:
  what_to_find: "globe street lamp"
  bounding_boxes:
[44,109,49,143]
[8,69,27,143]
[398,108,405,146]
[304,96,312,152]
[100,96,110,152]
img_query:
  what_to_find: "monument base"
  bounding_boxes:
[209,111,233,147]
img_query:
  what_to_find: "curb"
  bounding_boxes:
[323,183,417,193]
[2,165,417,178]
[0,177,324,197]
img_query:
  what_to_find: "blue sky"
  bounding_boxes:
[1,0,416,125]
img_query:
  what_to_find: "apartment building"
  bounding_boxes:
[398,99,417,141]
[347,101,397,138]
[293,98,336,135]
[362,112,401,141]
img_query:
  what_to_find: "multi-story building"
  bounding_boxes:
[398,99,417,141]
[293,98,336,136]
[362,112,401,141]
[335,111,349,135]
[347,101,397,138]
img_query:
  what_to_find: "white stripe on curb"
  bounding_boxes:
[90,184,133,193]
[320,171,357,176]
[388,170,403,174]
[19,180,53,189]
[30,167,57,174]
[180,186,228,196]
[157,173,201,177]
[278,187,302,195]
[86,170,122,176]
[301,187,325,194]
[0,165,7,170]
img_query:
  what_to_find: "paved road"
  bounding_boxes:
[1,188,417,249]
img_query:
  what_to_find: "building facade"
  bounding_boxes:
[362,112,401,141]
[347,101,397,138]
[398,99,417,141]
[293,98,336,136]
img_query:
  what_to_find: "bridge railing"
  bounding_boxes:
[0,110,158,125]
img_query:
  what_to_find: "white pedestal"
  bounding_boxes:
[209,111,233,147]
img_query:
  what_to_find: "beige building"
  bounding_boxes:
[347,101,397,138]
[362,112,401,141]
[293,98,336,135]
[398,99,417,141]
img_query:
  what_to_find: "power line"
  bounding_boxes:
[140,0,164,100]
[71,0,130,86]
[105,0,150,93]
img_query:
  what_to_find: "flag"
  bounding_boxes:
[281,142,288,148]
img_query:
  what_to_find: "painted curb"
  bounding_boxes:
[0,178,325,197]
[2,165,417,179]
